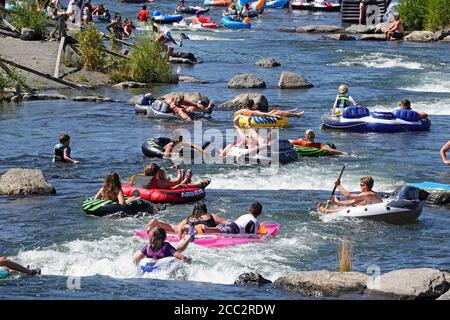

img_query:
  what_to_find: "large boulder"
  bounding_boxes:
[128,94,149,105]
[278,71,314,89]
[366,268,449,300]
[296,25,342,33]
[345,24,376,34]
[218,93,269,112]
[234,273,272,286]
[20,28,40,41]
[0,168,55,195]
[72,96,116,103]
[321,34,356,41]
[435,28,450,41]
[228,73,266,89]
[159,92,211,106]
[21,93,68,101]
[374,22,391,34]
[405,31,437,42]
[443,35,450,42]
[256,58,281,68]
[274,271,369,297]
[360,34,387,41]
[437,290,450,300]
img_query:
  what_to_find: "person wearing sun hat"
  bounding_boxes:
[393,99,428,119]
[384,13,404,40]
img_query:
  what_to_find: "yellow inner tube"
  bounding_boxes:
[238,115,289,128]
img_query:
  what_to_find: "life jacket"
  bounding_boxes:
[53,143,70,162]
[336,93,350,109]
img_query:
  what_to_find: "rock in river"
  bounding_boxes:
[256,58,281,68]
[228,73,266,89]
[0,168,55,195]
[218,93,269,111]
[278,71,314,89]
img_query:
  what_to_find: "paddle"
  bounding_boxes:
[325,165,346,209]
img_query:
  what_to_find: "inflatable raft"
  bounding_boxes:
[321,186,424,224]
[82,197,155,217]
[292,143,336,157]
[138,257,178,273]
[122,175,206,204]
[291,1,341,12]
[134,103,210,120]
[221,16,251,30]
[153,11,183,24]
[227,139,298,165]
[321,107,431,133]
[237,115,288,128]
[136,221,280,248]
[204,0,231,6]
[407,181,450,206]
[176,6,210,15]
[0,267,9,279]
[266,0,289,9]
[141,137,207,159]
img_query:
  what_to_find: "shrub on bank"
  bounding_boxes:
[0,68,27,97]
[110,33,172,84]
[8,0,48,39]
[77,23,106,72]
[398,0,450,31]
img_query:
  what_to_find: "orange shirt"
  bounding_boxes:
[291,139,324,149]
[137,9,149,22]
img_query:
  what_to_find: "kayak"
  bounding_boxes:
[291,1,341,12]
[292,143,335,157]
[266,0,289,9]
[321,107,431,133]
[221,16,251,30]
[138,257,178,273]
[0,267,9,279]
[135,221,280,248]
[82,197,155,217]
[237,115,288,128]
[320,199,423,225]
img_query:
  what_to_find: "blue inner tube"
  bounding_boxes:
[372,111,395,120]
[153,14,184,23]
[220,16,251,29]
[266,0,288,9]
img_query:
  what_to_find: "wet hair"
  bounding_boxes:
[101,171,122,201]
[142,4,147,10]
[400,99,411,109]
[144,163,160,176]
[249,202,263,217]
[59,133,70,144]
[150,227,166,252]
[360,176,374,190]
[305,129,315,141]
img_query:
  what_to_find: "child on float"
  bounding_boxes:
[94,171,138,205]
[332,84,361,116]
[133,226,193,265]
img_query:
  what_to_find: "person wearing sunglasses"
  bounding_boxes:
[328,176,382,208]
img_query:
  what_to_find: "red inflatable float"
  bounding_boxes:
[121,175,206,204]
[197,16,219,29]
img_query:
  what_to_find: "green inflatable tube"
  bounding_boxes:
[293,143,334,157]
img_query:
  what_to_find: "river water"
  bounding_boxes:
[1,0,450,299]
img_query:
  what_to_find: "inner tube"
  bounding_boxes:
[204,0,231,6]
[153,14,184,24]
[371,111,395,120]
[406,181,450,206]
[0,266,9,279]
[82,197,155,217]
[220,16,251,30]
[122,183,206,204]
[265,0,289,9]
[227,139,298,165]
[139,257,178,273]
[176,6,210,15]
[293,143,335,157]
[141,137,172,158]
[238,115,288,128]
